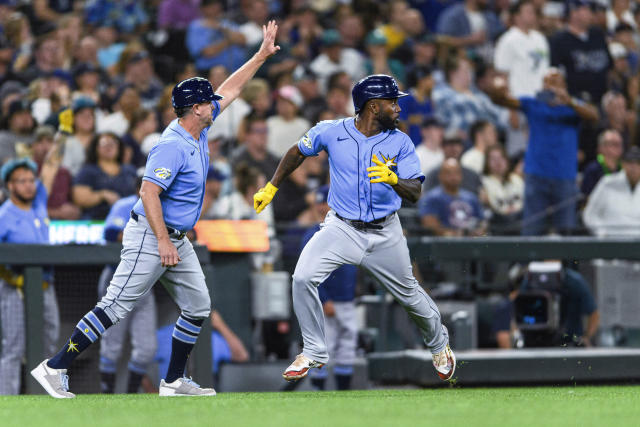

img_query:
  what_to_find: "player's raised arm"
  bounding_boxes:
[215,20,280,112]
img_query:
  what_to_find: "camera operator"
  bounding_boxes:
[493,261,599,348]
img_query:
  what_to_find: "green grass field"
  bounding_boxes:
[1,387,639,427]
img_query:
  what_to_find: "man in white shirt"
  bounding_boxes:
[310,29,366,94]
[583,146,640,236]
[266,85,311,156]
[416,117,445,175]
[494,0,550,97]
[238,0,269,47]
[461,120,498,174]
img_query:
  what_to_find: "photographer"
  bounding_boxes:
[494,261,600,348]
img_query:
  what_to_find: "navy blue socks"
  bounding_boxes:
[164,314,204,383]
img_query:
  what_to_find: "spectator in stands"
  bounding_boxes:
[599,90,634,148]
[376,0,410,52]
[337,11,365,50]
[432,56,505,139]
[94,24,126,74]
[326,84,351,119]
[415,117,444,176]
[482,145,524,234]
[549,0,611,104]
[3,11,33,74]
[238,0,269,48]
[72,132,137,219]
[0,154,62,395]
[302,185,359,391]
[0,81,26,118]
[22,33,64,82]
[30,70,72,125]
[186,0,246,73]
[584,146,640,236]
[310,29,366,93]
[461,120,499,174]
[364,30,406,87]
[488,69,599,235]
[436,0,504,62]
[201,166,228,220]
[612,23,638,74]
[62,97,97,176]
[74,35,100,67]
[266,85,310,157]
[398,65,434,146]
[119,49,163,109]
[607,42,632,96]
[294,66,327,124]
[607,0,636,33]
[121,109,158,168]
[424,136,483,195]
[30,125,80,220]
[0,99,35,164]
[420,158,486,236]
[231,114,280,180]
[97,84,140,136]
[581,129,623,197]
[72,62,103,105]
[157,0,201,31]
[85,0,149,35]
[494,0,550,97]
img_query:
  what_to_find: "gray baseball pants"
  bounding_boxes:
[293,210,448,364]
[96,215,210,324]
[0,280,59,395]
[97,266,157,373]
[325,301,358,366]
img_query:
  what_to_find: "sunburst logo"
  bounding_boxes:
[380,154,397,168]
[67,340,79,353]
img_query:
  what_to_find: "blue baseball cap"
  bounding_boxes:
[1,157,38,183]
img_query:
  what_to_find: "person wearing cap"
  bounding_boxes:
[364,30,406,88]
[494,0,550,98]
[300,185,359,391]
[0,153,64,394]
[0,99,35,164]
[61,96,98,176]
[33,20,280,399]
[398,65,434,145]
[549,0,611,104]
[72,62,102,105]
[186,0,247,73]
[310,29,366,93]
[415,117,444,175]
[584,146,640,236]
[266,85,311,157]
[30,125,80,220]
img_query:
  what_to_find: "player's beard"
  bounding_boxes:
[13,191,35,205]
[376,111,398,131]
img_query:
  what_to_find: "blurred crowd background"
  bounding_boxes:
[2,0,640,392]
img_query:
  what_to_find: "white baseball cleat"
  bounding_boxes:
[432,345,456,381]
[159,377,217,396]
[282,353,325,382]
[30,359,76,398]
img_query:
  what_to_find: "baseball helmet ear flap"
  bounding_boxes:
[352,74,408,113]
[172,77,224,109]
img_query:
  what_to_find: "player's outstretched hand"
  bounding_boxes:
[158,238,181,267]
[367,154,398,185]
[253,181,279,214]
[257,20,280,61]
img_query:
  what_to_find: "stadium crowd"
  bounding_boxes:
[1,0,639,393]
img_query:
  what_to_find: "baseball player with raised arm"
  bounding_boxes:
[31,21,281,398]
[253,74,456,382]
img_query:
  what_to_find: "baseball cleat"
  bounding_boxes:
[30,359,76,398]
[159,377,217,396]
[283,353,325,382]
[432,345,456,381]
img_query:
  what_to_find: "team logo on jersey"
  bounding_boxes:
[154,167,172,179]
[378,153,398,173]
[301,133,312,149]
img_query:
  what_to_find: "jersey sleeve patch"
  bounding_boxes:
[154,167,172,180]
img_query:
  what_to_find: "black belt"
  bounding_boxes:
[335,212,393,231]
[130,211,186,240]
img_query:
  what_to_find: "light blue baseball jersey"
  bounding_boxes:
[297,117,424,222]
[133,101,220,231]
[104,194,138,242]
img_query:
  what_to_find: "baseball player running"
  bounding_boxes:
[253,74,456,382]
[31,21,281,398]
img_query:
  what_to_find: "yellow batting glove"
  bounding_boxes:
[253,181,278,213]
[367,154,398,185]
[58,108,74,134]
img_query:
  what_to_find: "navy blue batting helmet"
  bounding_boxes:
[172,77,224,109]
[352,74,408,113]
